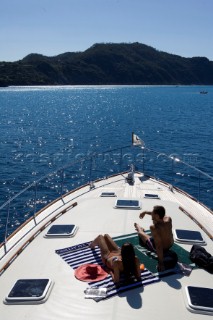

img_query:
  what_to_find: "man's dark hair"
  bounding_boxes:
[153,206,165,219]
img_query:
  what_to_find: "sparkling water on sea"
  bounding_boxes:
[0,85,212,241]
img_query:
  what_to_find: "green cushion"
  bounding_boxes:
[113,232,194,274]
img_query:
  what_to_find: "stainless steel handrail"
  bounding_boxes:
[0,145,212,246]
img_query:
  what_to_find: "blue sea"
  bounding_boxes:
[0,85,212,242]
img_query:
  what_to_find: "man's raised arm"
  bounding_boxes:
[139,211,152,219]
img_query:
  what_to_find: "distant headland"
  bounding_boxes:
[0,42,213,86]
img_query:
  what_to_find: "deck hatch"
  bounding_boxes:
[144,193,160,199]
[45,224,78,237]
[185,286,213,313]
[115,199,141,209]
[174,229,206,244]
[4,279,53,304]
[100,192,116,197]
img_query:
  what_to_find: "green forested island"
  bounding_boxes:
[0,42,213,86]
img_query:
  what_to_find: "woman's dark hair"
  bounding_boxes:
[121,242,137,280]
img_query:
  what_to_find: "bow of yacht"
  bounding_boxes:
[0,142,212,320]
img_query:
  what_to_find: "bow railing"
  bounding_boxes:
[0,145,212,245]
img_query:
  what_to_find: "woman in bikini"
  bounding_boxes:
[89,234,141,285]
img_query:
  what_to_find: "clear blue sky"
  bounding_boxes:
[1,0,213,62]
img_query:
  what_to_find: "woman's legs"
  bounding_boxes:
[89,234,120,264]
[89,235,110,262]
[104,234,120,252]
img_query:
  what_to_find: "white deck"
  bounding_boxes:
[0,173,212,320]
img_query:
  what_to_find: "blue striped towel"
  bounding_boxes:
[56,241,160,300]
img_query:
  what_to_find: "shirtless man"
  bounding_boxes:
[134,205,174,272]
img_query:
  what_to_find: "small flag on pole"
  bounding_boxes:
[132,132,145,147]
